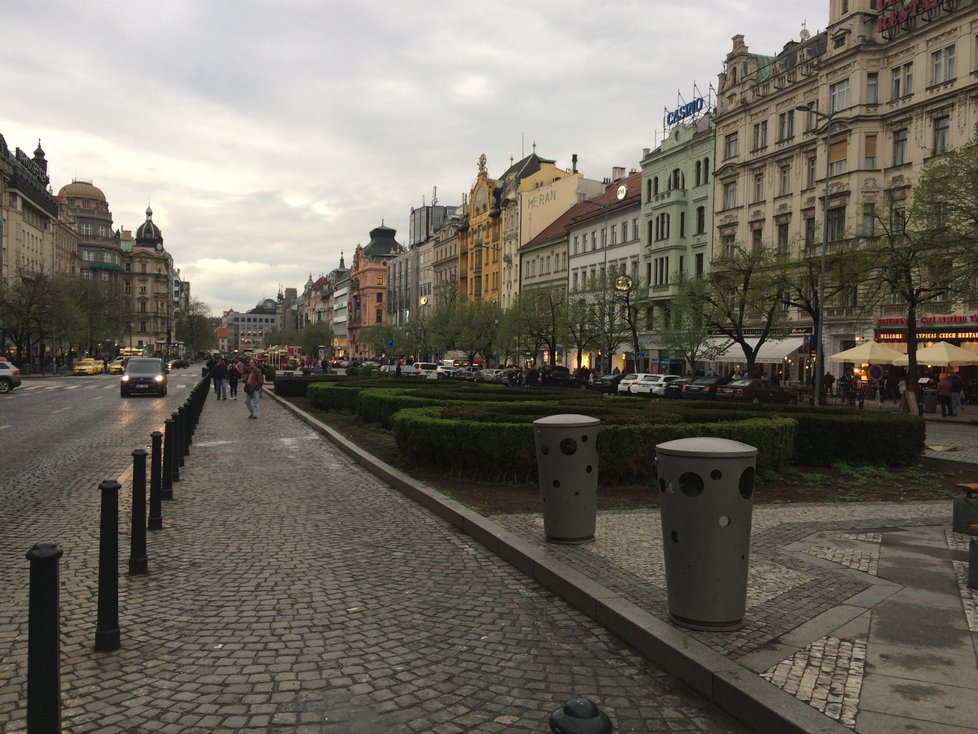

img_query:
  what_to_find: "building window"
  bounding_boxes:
[778,110,795,141]
[79,223,94,236]
[679,212,685,238]
[99,271,109,281]
[931,45,956,85]
[695,252,704,275]
[804,217,816,246]
[864,134,877,168]
[828,139,848,176]
[702,157,710,182]
[777,222,789,253]
[867,72,878,104]
[829,79,849,113]
[934,115,950,154]
[802,102,818,132]
[695,161,702,186]
[827,206,846,241]
[862,203,876,237]
[83,250,94,261]
[140,321,147,332]
[723,180,738,209]
[751,227,763,249]
[696,206,705,234]
[610,225,617,244]
[724,132,739,159]
[720,234,736,259]
[752,172,764,202]
[375,309,383,323]
[893,128,908,165]
[752,121,768,150]
[892,206,907,233]
[805,156,818,188]
[779,164,791,195]
[891,62,913,99]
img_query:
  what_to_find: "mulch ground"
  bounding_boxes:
[285,397,974,515]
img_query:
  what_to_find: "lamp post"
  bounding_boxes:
[795,103,836,406]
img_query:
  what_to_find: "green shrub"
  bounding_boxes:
[307,383,363,412]
[791,412,923,466]
[357,389,452,428]
[272,374,344,397]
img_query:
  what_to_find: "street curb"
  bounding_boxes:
[267,389,849,734]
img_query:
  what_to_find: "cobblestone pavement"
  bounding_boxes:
[491,417,978,732]
[0,395,747,733]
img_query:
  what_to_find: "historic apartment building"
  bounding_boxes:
[348,224,400,360]
[1,137,78,285]
[713,0,978,375]
[120,207,177,354]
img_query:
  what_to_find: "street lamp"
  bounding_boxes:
[795,103,837,406]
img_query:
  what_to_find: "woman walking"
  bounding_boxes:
[244,358,265,419]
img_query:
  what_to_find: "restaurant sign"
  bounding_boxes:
[877,0,958,39]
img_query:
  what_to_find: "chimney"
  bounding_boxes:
[571,154,578,173]
[612,166,625,181]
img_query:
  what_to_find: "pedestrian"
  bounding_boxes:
[227,359,240,399]
[244,358,265,419]
[823,372,835,398]
[937,373,955,417]
[897,376,918,414]
[950,371,964,413]
[395,363,402,378]
[212,357,228,400]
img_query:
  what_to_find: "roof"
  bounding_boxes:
[58,180,106,201]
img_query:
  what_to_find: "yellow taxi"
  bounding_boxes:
[107,357,128,375]
[72,358,104,375]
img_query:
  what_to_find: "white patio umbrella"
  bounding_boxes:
[892,341,978,367]
[827,341,906,364]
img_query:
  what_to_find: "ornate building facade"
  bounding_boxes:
[348,224,400,360]
[713,0,978,373]
[121,207,176,355]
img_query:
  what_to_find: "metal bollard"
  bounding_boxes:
[172,410,185,468]
[181,401,192,448]
[549,698,613,734]
[161,419,175,499]
[94,480,121,651]
[170,411,182,479]
[149,431,164,527]
[26,542,63,734]
[129,449,148,575]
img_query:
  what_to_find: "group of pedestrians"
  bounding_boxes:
[203,354,265,419]
[936,372,965,417]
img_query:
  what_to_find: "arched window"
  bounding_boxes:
[695,161,702,186]
[703,158,710,183]
[653,177,659,196]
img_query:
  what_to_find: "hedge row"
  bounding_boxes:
[391,406,797,484]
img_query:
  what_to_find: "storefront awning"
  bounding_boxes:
[704,337,804,364]
[754,337,805,364]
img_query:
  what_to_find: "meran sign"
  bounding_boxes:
[877,0,958,39]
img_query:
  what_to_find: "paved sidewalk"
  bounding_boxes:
[273,391,978,733]
[0,394,748,733]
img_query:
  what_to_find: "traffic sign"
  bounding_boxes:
[868,364,884,381]
[386,338,394,349]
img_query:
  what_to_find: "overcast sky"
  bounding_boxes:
[2,1,827,315]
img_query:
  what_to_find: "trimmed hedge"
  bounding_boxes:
[392,405,797,484]
[307,383,364,412]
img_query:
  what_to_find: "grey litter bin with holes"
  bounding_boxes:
[655,437,757,631]
[533,414,600,544]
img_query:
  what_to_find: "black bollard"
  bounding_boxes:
[170,411,182,479]
[179,403,190,454]
[94,480,121,651]
[149,431,163,528]
[26,542,63,734]
[549,698,613,734]
[129,449,148,575]
[172,410,185,469]
[161,419,175,500]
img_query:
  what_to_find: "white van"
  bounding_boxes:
[413,362,439,380]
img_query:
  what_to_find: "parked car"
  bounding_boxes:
[587,373,625,394]
[663,375,696,399]
[454,366,482,381]
[681,375,731,400]
[73,358,104,375]
[0,360,22,393]
[545,366,578,388]
[617,373,653,395]
[412,362,439,380]
[491,368,518,385]
[473,368,501,383]
[434,365,456,379]
[632,373,682,397]
[168,357,190,370]
[120,357,167,397]
[716,378,800,405]
[107,357,128,375]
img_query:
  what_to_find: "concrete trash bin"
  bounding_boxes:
[533,414,600,544]
[655,437,757,631]
[922,389,938,414]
